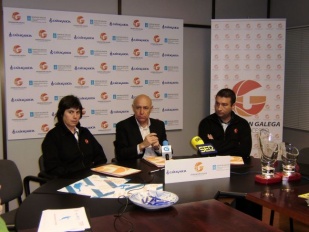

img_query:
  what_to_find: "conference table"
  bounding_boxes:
[246,184,309,226]
[16,156,309,231]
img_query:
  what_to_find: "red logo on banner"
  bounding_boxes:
[101,92,108,100]
[15,110,24,118]
[39,62,48,70]
[77,16,85,24]
[13,45,22,54]
[133,77,140,85]
[41,124,49,132]
[101,121,108,129]
[100,33,107,41]
[78,77,86,86]
[133,19,140,27]
[233,80,266,117]
[14,77,23,86]
[100,63,108,71]
[12,12,21,21]
[133,49,140,56]
[39,30,47,38]
[40,93,49,102]
[153,35,160,43]
[154,91,160,98]
[153,63,160,71]
[77,47,85,55]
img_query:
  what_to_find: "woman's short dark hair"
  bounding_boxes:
[55,95,83,123]
[216,88,236,105]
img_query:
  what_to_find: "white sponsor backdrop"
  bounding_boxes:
[3,7,183,140]
[211,19,286,158]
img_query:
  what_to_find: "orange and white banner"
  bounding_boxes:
[3,7,183,140]
[211,19,286,158]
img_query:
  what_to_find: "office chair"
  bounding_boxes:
[37,155,54,180]
[0,159,46,231]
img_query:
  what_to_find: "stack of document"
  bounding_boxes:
[38,207,90,232]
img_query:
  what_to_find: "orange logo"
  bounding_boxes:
[133,77,140,85]
[77,47,85,55]
[101,92,108,100]
[39,62,48,70]
[100,32,107,41]
[100,62,108,71]
[77,16,84,24]
[101,121,108,129]
[78,77,86,86]
[133,19,140,27]
[133,49,140,56]
[194,162,204,172]
[41,124,49,132]
[153,35,160,43]
[38,30,47,38]
[233,80,266,117]
[13,45,22,54]
[12,12,21,21]
[14,78,23,86]
[154,91,160,98]
[153,63,160,71]
[40,93,49,102]
[15,110,24,118]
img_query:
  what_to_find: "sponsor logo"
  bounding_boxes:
[77,47,85,55]
[100,33,108,41]
[14,77,23,86]
[39,30,47,38]
[154,91,160,98]
[15,109,24,118]
[153,35,160,43]
[194,162,204,172]
[39,62,48,70]
[12,12,21,21]
[13,45,22,54]
[41,124,49,132]
[77,16,85,24]
[100,63,108,71]
[101,92,108,100]
[40,93,49,101]
[133,19,140,27]
[233,80,266,117]
[78,77,86,86]
[101,121,109,129]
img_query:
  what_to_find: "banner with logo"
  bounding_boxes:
[211,19,286,158]
[3,7,183,140]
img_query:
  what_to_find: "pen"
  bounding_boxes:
[149,168,165,174]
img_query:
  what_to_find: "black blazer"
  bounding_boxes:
[115,116,167,161]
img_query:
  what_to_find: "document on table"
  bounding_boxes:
[58,174,163,198]
[38,207,91,232]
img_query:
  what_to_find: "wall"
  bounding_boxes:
[2,0,309,193]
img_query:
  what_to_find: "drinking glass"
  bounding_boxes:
[259,129,279,178]
[280,142,299,176]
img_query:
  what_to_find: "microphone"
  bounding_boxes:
[190,136,217,157]
[161,140,172,160]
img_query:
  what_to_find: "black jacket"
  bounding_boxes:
[115,116,167,161]
[42,122,107,177]
[198,111,252,161]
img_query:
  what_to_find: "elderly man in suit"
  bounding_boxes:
[115,94,167,161]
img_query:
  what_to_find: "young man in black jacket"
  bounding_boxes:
[198,88,252,162]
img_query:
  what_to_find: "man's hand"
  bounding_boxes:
[207,134,214,140]
[139,133,159,150]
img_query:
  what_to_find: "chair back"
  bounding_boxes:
[298,147,309,175]
[0,160,23,204]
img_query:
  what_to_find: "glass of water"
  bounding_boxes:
[280,142,299,176]
[259,129,279,178]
